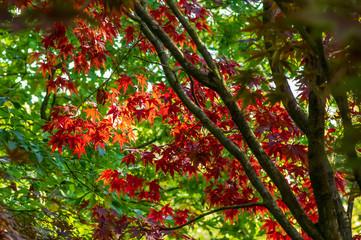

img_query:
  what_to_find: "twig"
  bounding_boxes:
[347,182,357,219]
[40,89,51,120]
[131,55,173,70]
[189,75,201,108]
[160,202,266,231]
[134,137,161,149]
[78,38,143,109]
[64,161,95,193]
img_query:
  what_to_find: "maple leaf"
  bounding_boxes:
[112,132,127,149]
[260,219,280,235]
[45,80,58,95]
[136,74,147,92]
[4,143,31,165]
[161,204,174,218]
[93,219,113,240]
[37,62,53,78]
[73,141,87,159]
[125,174,144,199]
[223,209,240,225]
[147,209,165,224]
[96,169,115,185]
[97,89,108,105]
[335,171,346,194]
[109,177,127,197]
[174,214,188,226]
[122,26,138,45]
[29,51,42,64]
[66,80,79,97]
[122,153,136,167]
[92,206,109,220]
[84,107,100,122]
[147,180,162,202]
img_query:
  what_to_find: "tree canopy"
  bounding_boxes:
[1,0,361,239]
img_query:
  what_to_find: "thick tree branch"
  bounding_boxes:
[134,2,217,89]
[263,1,309,135]
[136,1,319,238]
[333,90,361,190]
[308,90,348,240]
[273,0,329,84]
[268,2,350,238]
[164,0,220,77]
[211,80,322,239]
[160,202,267,231]
[161,0,316,235]
[139,20,303,240]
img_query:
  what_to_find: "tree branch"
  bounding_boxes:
[270,2,349,238]
[134,136,161,149]
[347,182,357,220]
[139,20,303,240]
[211,78,322,239]
[273,0,329,83]
[136,1,319,238]
[134,2,217,89]
[262,0,309,135]
[308,90,347,240]
[189,75,202,108]
[40,90,51,120]
[160,202,267,231]
[78,38,142,109]
[64,161,96,193]
[164,0,220,76]
[333,90,361,190]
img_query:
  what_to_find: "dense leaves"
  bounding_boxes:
[1,0,361,239]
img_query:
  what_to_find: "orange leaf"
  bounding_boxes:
[84,107,100,122]
[136,74,147,92]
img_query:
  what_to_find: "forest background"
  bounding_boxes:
[1,0,361,239]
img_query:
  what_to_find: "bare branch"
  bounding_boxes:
[134,137,161,149]
[160,202,267,231]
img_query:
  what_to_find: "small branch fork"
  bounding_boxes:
[160,202,267,231]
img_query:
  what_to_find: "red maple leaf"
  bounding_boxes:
[147,209,165,224]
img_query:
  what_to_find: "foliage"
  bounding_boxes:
[0,0,361,239]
